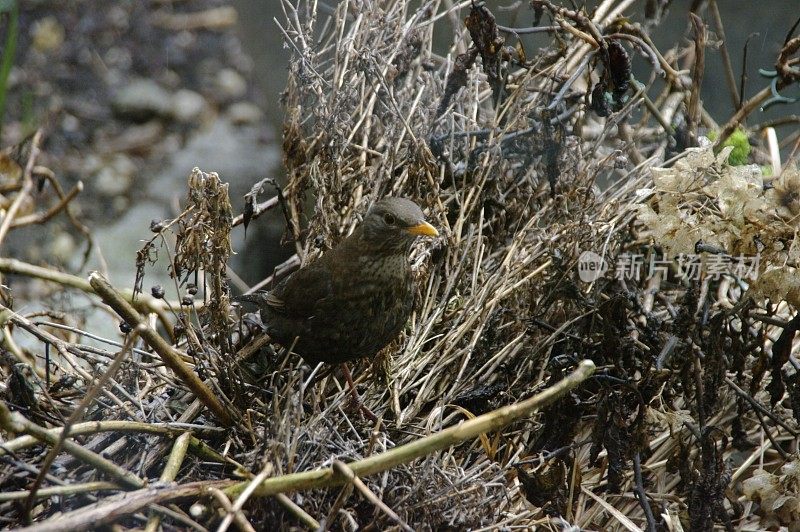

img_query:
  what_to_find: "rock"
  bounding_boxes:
[49,231,76,263]
[112,79,173,122]
[94,154,136,197]
[111,153,137,177]
[227,102,263,125]
[61,114,80,133]
[95,167,130,197]
[215,68,247,100]
[104,47,132,71]
[107,5,130,31]
[159,70,182,90]
[148,118,277,197]
[94,121,163,154]
[171,89,208,123]
[112,195,129,212]
[32,16,65,53]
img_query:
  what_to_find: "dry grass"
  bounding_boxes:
[2,0,800,530]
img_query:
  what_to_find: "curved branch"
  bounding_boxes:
[225,360,596,498]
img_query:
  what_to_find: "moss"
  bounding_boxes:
[707,128,751,165]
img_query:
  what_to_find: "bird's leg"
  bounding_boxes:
[340,363,378,422]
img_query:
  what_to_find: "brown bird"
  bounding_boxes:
[238,197,438,416]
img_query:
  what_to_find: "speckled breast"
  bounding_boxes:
[265,265,415,365]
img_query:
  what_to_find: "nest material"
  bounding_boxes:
[3,1,800,530]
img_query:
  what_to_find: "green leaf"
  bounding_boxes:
[0,0,19,135]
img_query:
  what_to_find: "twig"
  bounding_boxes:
[756,115,800,129]
[0,482,120,502]
[333,460,413,531]
[226,360,595,498]
[232,195,279,227]
[0,403,145,490]
[35,320,164,359]
[581,486,642,532]
[209,488,257,532]
[0,130,41,249]
[24,329,140,519]
[321,482,354,531]
[708,0,740,109]
[89,272,234,426]
[0,420,222,456]
[9,480,235,532]
[245,253,301,293]
[11,181,84,228]
[687,13,706,147]
[547,52,593,111]
[496,24,559,34]
[216,466,272,532]
[0,303,141,403]
[555,16,599,48]
[605,33,666,78]
[716,54,795,148]
[749,313,789,328]
[751,406,789,460]
[724,376,798,436]
[618,122,645,165]
[633,452,656,532]
[273,493,319,530]
[739,33,759,111]
[531,1,605,49]
[149,505,208,532]
[0,257,180,318]
[655,334,679,370]
[144,432,193,532]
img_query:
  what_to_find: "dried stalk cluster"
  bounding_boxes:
[2,0,800,530]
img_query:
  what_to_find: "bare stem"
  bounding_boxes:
[88,271,234,426]
[225,360,596,498]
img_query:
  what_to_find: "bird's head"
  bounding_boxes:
[362,197,438,253]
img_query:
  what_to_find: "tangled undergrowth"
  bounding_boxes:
[2,0,800,530]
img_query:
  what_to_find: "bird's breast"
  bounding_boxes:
[264,251,415,364]
[357,253,409,281]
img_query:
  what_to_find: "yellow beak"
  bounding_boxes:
[406,221,439,237]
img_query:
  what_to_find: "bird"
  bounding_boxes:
[237,197,438,417]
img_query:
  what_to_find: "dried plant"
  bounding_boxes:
[2,1,800,530]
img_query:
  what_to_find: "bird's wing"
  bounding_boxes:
[267,259,335,319]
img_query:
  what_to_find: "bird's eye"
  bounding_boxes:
[383,213,396,225]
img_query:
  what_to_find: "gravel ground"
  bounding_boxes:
[4,1,285,336]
